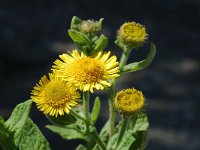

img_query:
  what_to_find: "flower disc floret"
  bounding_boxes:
[52,50,119,93]
[118,22,148,48]
[31,73,80,117]
[114,88,144,115]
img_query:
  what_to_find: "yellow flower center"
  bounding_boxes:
[115,88,144,115]
[43,81,73,108]
[67,57,105,84]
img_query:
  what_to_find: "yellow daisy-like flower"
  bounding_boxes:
[118,22,148,48]
[114,88,144,115]
[52,50,119,93]
[31,73,80,117]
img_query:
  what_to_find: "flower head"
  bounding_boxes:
[118,22,148,48]
[114,88,144,115]
[80,20,100,35]
[31,73,80,117]
[52,50,119,93]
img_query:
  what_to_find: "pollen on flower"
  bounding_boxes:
[114,88,144,115]
[52,50,119,93]
[118,22,148,48]
[31,73,80,117]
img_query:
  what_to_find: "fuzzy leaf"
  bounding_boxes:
[91,97,101,125]
[46,125,86,140]
[5,100,32,132]
[117,130,135,150]
[121,43,156,73]
[0,117,16,150]
[19,118,50,150]
[130,131,148,150]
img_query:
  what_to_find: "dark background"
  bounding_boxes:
[0,0,200,149]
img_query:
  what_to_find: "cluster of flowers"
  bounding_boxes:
[31,17,148,118]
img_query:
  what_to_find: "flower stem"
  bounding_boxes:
[108,84,115,137]
[70,110,89,125]
[113,117,129,149]
[91,130,107,150]
[83,91,90,123]
[119,49,131,69]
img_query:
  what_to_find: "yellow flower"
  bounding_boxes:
[114,88,144,115]
[31,73,80,117]
[118,22,148,48]
[52,50,119,93]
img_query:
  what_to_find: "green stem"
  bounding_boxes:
[113,117,129,149]
[70,110,89,124]
[83,91,90,123]
[108,84,115,137]
[119,50,131,69]
[92,130,107,150]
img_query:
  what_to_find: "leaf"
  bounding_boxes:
[97,18,104,29]
[93,35,108,54]
[46,125,86,140]
[70,16,82,30]
[46,113,76,126]
[130,131,148,150]
[5,100,32,132]
[19,118,50,150]
[121,43,156,73]
[90,97,101,125]
[117,130,135,150]
[106,132,118,149]
[68,29,91,47]
[128,113,149,133]
[75,144,87,150]
[0,117,16,150]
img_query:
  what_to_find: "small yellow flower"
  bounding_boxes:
[31,73,80,117]
[114,88,144,115]
[118,22,148,48]
[52,50,119,93]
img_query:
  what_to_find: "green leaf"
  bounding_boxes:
[117,130,135,150]
[90,97,101,125]
[5,100,32,132]
[46,125,86,140]
[121,43,156,73]
[106,132,118,149]
[75,144,87,150]
[19,118,50,150]
[97,18,104,29]
[130,131,148,150]
[128,113,149,133]
[93,35,108,54]
[46,113,76,126]
[70,16,82,30]
[0,117,16,150]
[68,29,91,45]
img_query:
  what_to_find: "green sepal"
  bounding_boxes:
[0,117,9,140]
[93,35,108,54]
[46,113,76,126]
[70,16,82,30]
[46,124,87,141]
[115,38,132,52]
[97,18,104,29]
[121,43,156,73]
[90,97,101,125]
[68,29,92,53]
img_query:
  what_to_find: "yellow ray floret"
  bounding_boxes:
[31,73,80,117]
[52,50,120,93]
[118,22,148,48]
[114,88,144,115]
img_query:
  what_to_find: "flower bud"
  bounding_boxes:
[80,20,100,35]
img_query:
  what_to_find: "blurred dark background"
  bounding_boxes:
[0,0,200,149]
